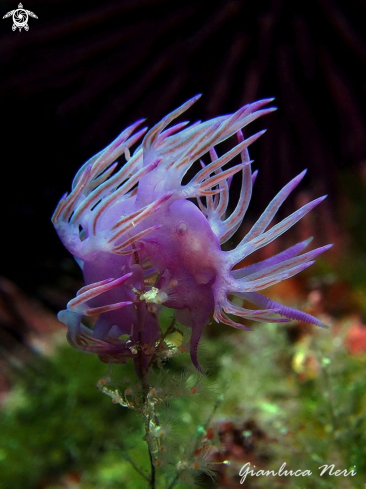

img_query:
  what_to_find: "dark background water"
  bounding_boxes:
[1,0,365,297]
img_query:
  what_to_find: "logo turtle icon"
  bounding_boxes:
[3,3,38,32]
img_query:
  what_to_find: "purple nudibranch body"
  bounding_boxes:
[52,96,331,371]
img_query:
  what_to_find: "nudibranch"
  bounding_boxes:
[52,96,331,372]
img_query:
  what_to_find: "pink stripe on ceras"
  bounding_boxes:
[144,94,202,150]
[84,301,132,316]
[242,262,315,291]
[219,309,252,330]
[233,239,311,280]
[91,160,161,235]
[70,174,116,224]
[94,119,146,166]
[76,277,117,296]
[192,139,249,184]
[221,161,252,235]
[213,178,229,216]
[242,244,332,283]
[89,162,119,190]
[107,194,170,244]
[60,165,92,221]
[245,196,327,253]
[243,170,307,243]
[68,119,144,193]
[52,192,68,222]
[69,273,133,309]
[112,225,162,253]
[200,164,245,191]
[224,301,279,318]
[157,121,190,143]
[174,121,223,170]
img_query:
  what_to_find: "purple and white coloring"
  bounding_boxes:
[52,96,331,372]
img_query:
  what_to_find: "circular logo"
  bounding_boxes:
[3,3,38,32]
[13,8,28,30]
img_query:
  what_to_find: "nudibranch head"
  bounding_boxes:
[52,95,331,372]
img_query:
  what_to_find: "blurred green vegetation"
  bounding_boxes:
[1,298,366,489]
[213,319,366,488]
[0,346,147,489]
